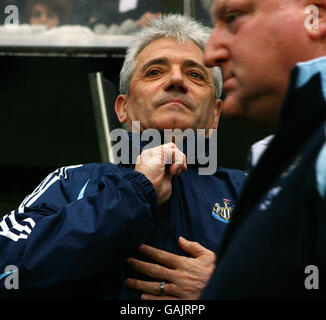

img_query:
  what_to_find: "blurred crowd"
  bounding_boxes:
[0,0,162,34]
[0,0,213,34]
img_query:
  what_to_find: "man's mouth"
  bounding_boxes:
[159,98,191,109]
[222,76,236,92]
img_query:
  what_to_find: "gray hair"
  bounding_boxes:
[119,14,223,99]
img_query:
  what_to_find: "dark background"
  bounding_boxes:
[0,0,273,215]
[0,54,272,215]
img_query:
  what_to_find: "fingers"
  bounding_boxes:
[168,142,186,166]
[178,237,216,262]
[126,278,177,297]
[126,257,175,282]
[169,152,187,176]
[162,143,187,175]
[178,236,205,257]
[142,294,179,301]
[138,244,183,269]
[138,143,186,170]
[126,279,160,295]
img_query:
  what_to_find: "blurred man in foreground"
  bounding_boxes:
[200,0,326,299]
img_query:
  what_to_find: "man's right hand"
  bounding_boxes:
[135,142,187,205]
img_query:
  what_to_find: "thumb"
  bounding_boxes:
[178,236,206,258]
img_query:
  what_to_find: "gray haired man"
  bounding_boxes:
[0,14,246,299]
[113,14,246,300]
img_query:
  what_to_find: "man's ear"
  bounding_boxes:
[213,99,223,129]
[305,1,326,40]
[115,94,128,124]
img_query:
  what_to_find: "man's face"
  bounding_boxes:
[116,38,221,134]
[30,4,60,29]
[204,0,315,127]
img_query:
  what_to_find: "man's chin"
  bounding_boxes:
[149,118,193,132]
[222,95,245,120]
[223,95,278,129]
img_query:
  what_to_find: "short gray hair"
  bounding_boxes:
[119,14,223,99]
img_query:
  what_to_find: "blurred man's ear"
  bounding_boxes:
[115,95,128,124]
[305,1,326,40]
[213,99,223,129]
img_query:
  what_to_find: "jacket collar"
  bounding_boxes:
[218,56,326,258]
[235,56,326,218]
[276,56,326,135]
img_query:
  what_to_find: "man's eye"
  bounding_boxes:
[146,69,161,77]
[189,71,203,79]
[224,12,241,24]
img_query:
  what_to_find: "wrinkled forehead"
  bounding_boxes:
[212,0,300,10]
[133,37,216,81]
[136,37,206,65]
[212,0,301,20]
[212,0,253,11]
[138,37,204,57]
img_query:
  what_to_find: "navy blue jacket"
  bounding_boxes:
[202,57,326,299]
[0,134,246,299]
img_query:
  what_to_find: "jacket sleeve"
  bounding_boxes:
[0,164,156,297]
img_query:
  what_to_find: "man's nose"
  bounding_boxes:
[164,68,187,93]
[204,28,229,68]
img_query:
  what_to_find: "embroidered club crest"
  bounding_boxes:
[211,199,234,223]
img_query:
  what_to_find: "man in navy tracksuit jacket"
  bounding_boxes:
[201,0,326,299]
[119,133,245,299]
[0,15,246,299]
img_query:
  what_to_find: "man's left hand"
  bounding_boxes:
[125,237,216,300]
